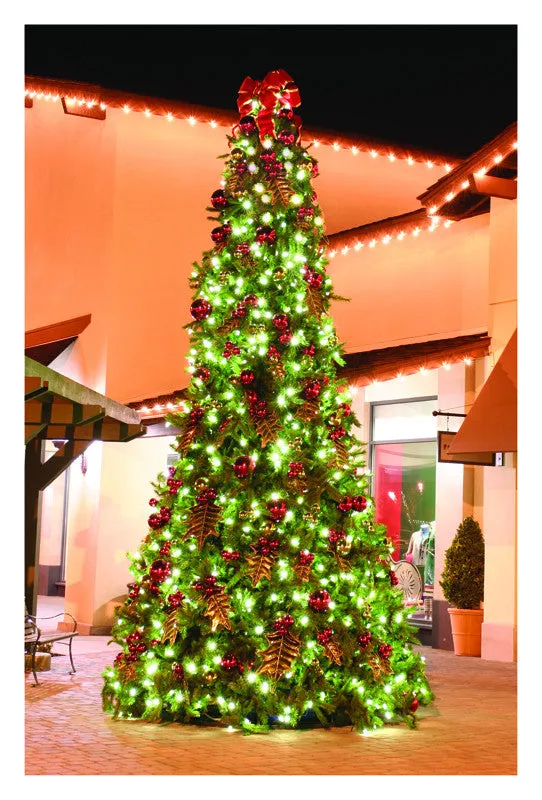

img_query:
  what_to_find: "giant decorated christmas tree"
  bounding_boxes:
[103,70,433,733]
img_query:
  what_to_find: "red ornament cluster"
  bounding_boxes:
[196,487,218,505]
[172,663,184,681]
[167,477,182,495]
[337,495,367,513]
[357,631,372,649]
[167,591,185,609]
[378,643,393,659]
[287,461,304,479]
[221,653,244,672]
[148,506,172,529]
[308,589,331,613]
[255,536,280,555]
[233,456,255,479]
[221,550,240,562]
[255,225,277,245]
[149,559,171,583]
[303,379,322,400]
[223,340,241,358]
[239,369,255,386]
[298,550,315,566]
[328,528,346,546]
[316,627,333,645]
[126,629,147,660]
[267,499,287,521]
[389,569,399,586]
[193,575,223,598]
[194,366,211,382]
[273,614,294,634]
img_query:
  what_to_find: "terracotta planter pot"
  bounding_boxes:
[447,608,484,656]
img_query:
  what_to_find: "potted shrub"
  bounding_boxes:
[439,516,485,656]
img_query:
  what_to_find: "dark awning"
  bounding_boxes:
[448,329,517,454]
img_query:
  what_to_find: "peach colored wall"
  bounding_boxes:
[328,214,490,354]
[93,435,177,628]
[25,100,452,403]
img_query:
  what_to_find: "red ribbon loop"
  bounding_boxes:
[235,70,302,143]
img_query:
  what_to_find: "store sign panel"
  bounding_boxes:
[437,431,497,466]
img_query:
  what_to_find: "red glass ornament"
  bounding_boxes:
[316,627,333,645]
[149,559,171,583]
[235,160,248,175]
[255,401,268,419]
[210,226,229,244]
[149,497,158,507]
[298,550,314,566]
[233,456,254,479]
[303,380,322,400]
[352,495,367,512]
[159,541,171,556]
[190,298,212,321]
[173,663,184,680]
[303,344,316,357]
[244,294,259,307]
[260,151,276,163]
[160,506,172,519]
[340,403,352,416]
[410,697,419,713]
[255,225,277,245]
[267,499,287,521]
[278,130,295,145]
[168,591,185,608]
[308,589,331,613]
[128,583,140,599]
[297,206,314,220]
[337,496,353,513]
[239,115,257,135]
[272,313,289,330]
[211,189,227,209]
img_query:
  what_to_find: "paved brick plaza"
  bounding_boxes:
[22,635,518,777]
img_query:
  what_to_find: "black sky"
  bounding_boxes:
[24,24,517,159]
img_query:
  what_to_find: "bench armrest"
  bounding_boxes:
[28,611,78,633]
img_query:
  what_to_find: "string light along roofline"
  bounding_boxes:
[24,77,458,170]
[417,121,518,217]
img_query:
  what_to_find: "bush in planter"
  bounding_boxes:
[439,516,485,609]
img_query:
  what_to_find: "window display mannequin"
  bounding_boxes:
[405,522,431,567]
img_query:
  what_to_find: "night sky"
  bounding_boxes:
[24,24,517,161]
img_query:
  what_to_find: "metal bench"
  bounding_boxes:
[25,608,78,686]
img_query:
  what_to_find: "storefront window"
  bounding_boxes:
[370,398,437,561]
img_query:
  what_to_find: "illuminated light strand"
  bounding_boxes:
[24,86,455,168]
[327,217,454,258]
[422,138,518,216]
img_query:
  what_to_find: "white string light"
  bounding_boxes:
[24,85,455,168]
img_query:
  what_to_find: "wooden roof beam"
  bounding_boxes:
[468,174,517,200]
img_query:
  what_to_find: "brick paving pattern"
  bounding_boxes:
[25,640,516,775]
